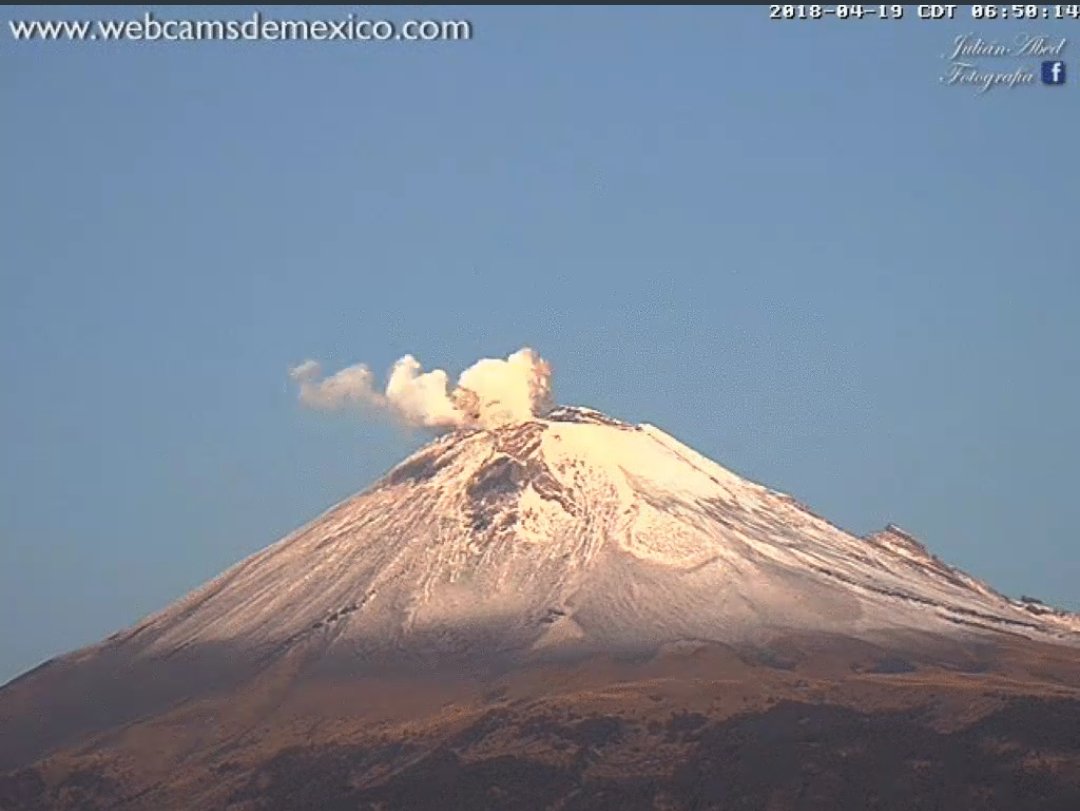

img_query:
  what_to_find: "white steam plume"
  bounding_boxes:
[288,348,554,430]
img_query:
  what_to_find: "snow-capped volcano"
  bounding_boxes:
[107,406,1079,668]
[5,406,1080,807]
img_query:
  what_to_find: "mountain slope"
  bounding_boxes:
[100,405,1080,662]
[1,406,1078,809]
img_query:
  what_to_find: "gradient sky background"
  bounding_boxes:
[2,5,1079,684]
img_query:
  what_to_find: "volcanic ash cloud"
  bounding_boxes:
[288,347,554,430]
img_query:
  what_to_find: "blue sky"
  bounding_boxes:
[2,6,1078,683]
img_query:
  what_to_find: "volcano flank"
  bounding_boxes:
[2,407,1078,810]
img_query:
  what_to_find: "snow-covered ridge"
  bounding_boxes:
[107,408,1079,664]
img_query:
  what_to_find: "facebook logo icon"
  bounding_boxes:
[1042,61,1066,85]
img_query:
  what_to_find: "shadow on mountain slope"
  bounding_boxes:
[224,697,1080,811]
[6,693,1076,811]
